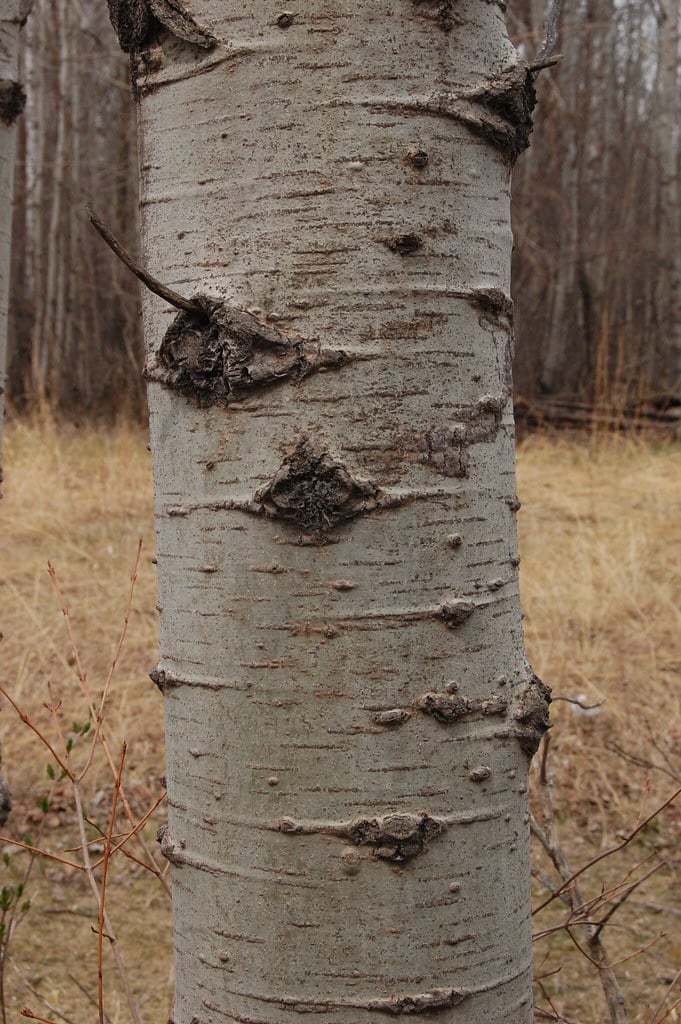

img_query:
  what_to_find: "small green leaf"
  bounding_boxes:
[46,764,55,780]
[40,797,50,814]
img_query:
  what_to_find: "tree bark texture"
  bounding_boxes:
[128,2,546,1020]
[0,0,26,486]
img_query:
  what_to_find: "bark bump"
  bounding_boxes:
[440,599,476,627]
[151,296,350,405]
[0,80,26,126]
[364,988,469,1014]
[279,811,445,864]
[415,689,508,724]
[514,673,552,757]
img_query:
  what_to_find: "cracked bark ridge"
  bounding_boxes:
[421,394,507,477]
[279,812,445,864]
[514,673,552,757]
[107,0,216,54]
[415,689,508,724]
[152,296,349,405]
[365,988,469,1014]
[0,80,26,126]
[254,440,386,539]
[465,64,536,164]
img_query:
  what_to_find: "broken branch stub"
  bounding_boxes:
[465,64,536,164]
[152,296,350,405]
[107,0,217,54]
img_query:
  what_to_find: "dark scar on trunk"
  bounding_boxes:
[415,689,508,724]
[0,80,26,126]
[253,440,403,541]
[411,0,457,32]
[278,812,445,864]
[148,296,352,405]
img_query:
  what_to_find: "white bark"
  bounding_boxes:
[126,2,546,1020]
[0,0,26,487]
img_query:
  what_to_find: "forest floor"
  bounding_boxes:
[0,417,679,1024]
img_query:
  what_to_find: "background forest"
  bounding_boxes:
[4,0,681,424]
[1,3,681,1024]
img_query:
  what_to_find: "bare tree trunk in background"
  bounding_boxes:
[656,0,681,395]
[5,0,145,420]
[107,1,551,1020]
[511,0,681,412]
[0,0,28,488]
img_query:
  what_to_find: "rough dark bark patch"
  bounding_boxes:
[468,288,514,323]
[419,394,507,478]
[384,233,423,256]
[0,80,26,126]
[415,689,507,724]
[107,0,216,54]
[411,0,456,32]
[254,440,386,539]
[514,673,552,757]
[278,812,445,864]
[466,64,536,164]
[150,295,349,405]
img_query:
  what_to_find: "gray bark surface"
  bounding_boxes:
[128,2,545,1020]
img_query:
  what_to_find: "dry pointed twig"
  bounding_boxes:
[532,741,630,1024]
[533,783,681,916]
[0,685,71,779]
[47,554,171,897]
[553,694,606,711]
[534,0,565,63]
[86,205,204,317]
[11,965,78,1024]
[98,744,126,1024]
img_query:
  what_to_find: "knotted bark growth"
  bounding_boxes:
[106,0,216,53]
[151,297,350,405]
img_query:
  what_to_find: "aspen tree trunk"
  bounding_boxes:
[0,0,27,489]
[110,1,549,1020]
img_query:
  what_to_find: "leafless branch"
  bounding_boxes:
[86,206,205,317]
[535,0,565,63]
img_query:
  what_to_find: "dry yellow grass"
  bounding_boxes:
[0,419,679,1024]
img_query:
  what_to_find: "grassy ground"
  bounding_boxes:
[0,418,679,1024]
